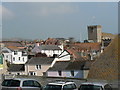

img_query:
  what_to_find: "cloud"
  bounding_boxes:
[36,4,79,16]
[0,5,14,19]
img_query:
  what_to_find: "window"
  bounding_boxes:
[23,80,34,87]
[23,80,41,87]
[71,84,77,89]
[6,55,8,58]
[80,85,102,90]
[44,84,62,90]
[29,71,36,76]
[17,73,20,75]
[35,65,41,70]
[63,84,71,90]
[104,84,112,90]
[58,71,62,76]
[13,57,15,61]
[23,58,24,61]
[34,81,41,87]
[14,51,17,55]
[90,29,94,33]
[71,71,74,77]
[2,80,20,87]
[19,57,20,60]
[63,84,76,90]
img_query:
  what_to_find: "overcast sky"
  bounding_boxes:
[1,2,118,41]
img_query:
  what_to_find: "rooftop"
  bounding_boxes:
[8,64,25,72]
[26,57,54,65]
[88,35,119,80]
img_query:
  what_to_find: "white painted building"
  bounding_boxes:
[1,47,28,64]
[32,45,63,57]
[11,51,28,64]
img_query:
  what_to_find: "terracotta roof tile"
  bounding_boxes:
[7,46,19,50]
[70,43,101,51]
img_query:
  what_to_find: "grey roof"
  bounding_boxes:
[83,60,95,70]
[39,45,62,50]
[8,64,25,72]
[65,60,85,70]
[48,61,70,71]
[48,60,94,71]
[26,57,54,65]
[66,60,94,70]
[1,47,12,53]
[2,50,9,53]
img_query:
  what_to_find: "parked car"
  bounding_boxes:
[43,80,77,90]
[1,78,42,90]
[78,82,112,90]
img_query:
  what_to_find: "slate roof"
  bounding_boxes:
[83,60,95,70]
[48,60,94,71]
[88,35,119,80]
[39,45,62,50]
[8,64,25,72]
[26,57,54,65]
[65,60,94,70]
[65,60,85,70]
[48,61,70,71]
[1,47,12,53]
[32,45,62,53]
[2,50,9,53]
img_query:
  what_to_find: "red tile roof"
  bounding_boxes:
[71,43,101,51]
[7,46,19,50]
[67,49,81,59]
[1,41,24,47]
[45,38,60,45]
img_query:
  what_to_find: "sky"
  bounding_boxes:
[1,2,118,41]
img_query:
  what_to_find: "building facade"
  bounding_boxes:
[88,25,102,43]
[1,47,28,64]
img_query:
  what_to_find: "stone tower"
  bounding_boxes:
[88,25,102,42]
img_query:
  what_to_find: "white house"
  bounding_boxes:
[32,45,63,57]
[25,57,54,76]
[11,50,28,64]
[1,47,28,64]
[1,47,12,62]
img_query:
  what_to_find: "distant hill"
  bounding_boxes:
[88,35,119,80]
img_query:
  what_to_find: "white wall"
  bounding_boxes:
[3,53,12,62]
[2,47,28,64]
[11,51,28,64]
[41,50,62,57]
[47,70,86,78]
